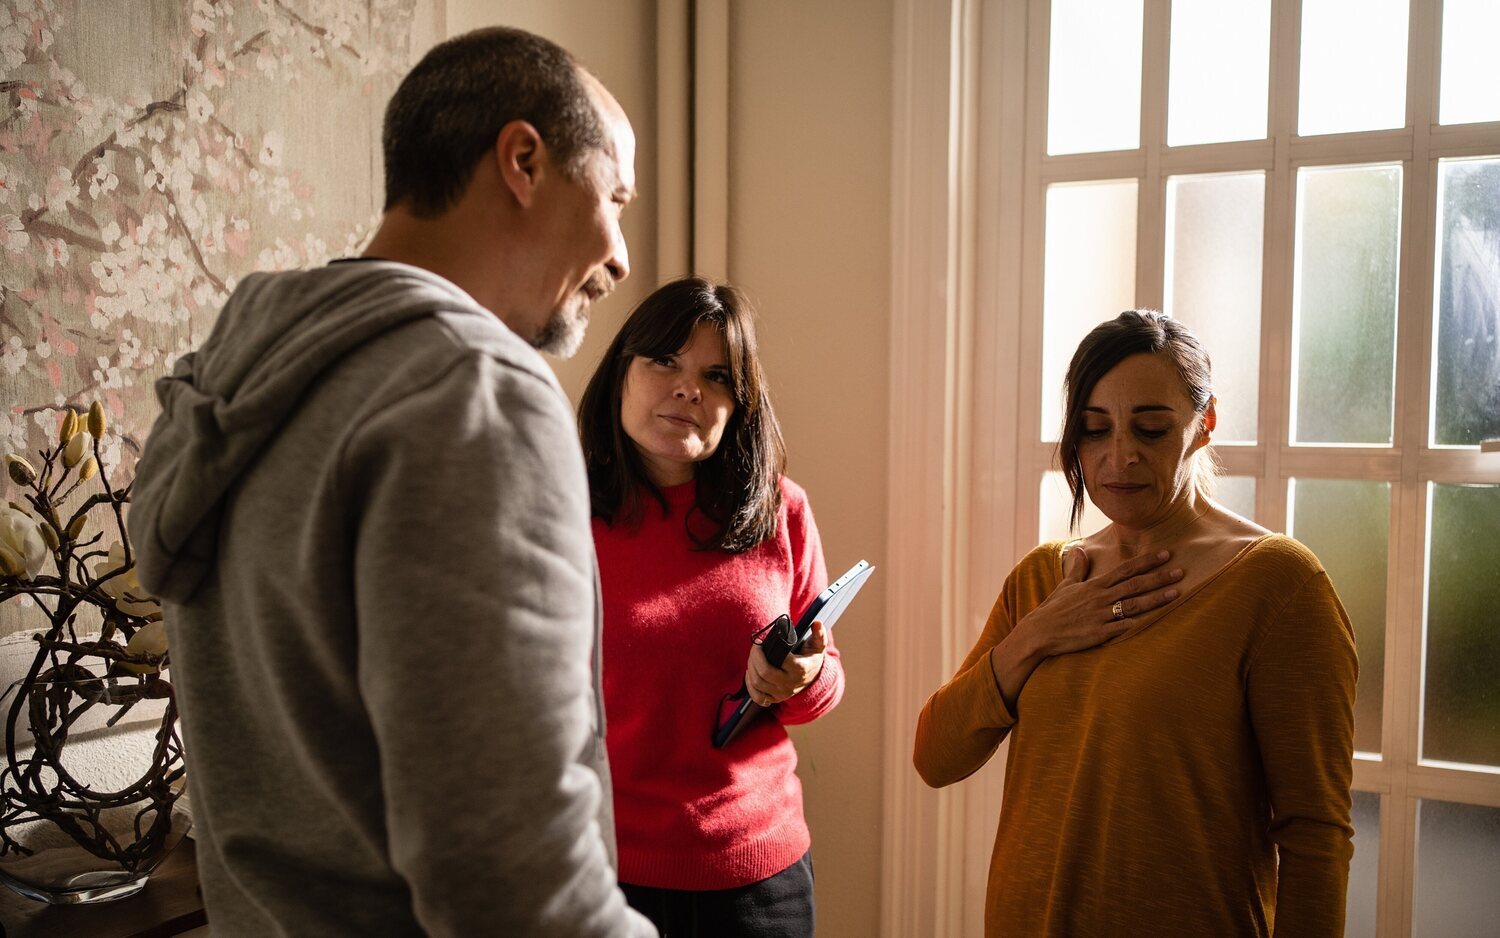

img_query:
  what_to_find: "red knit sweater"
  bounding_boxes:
[594,476,844,890]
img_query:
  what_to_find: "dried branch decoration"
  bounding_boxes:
[0,402,185,897]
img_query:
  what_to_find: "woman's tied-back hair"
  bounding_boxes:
[578,277,787,553]
[1057,309,1219,532]
[382,26,606,216]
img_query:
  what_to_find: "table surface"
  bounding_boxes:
[0,837,205,938]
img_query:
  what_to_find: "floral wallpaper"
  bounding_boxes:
[1,0,423,638]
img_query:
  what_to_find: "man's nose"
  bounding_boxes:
[606,224,630,284]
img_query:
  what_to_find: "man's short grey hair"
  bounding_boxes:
[382,27,606,216]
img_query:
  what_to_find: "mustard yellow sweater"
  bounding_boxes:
[914,535,1358,937]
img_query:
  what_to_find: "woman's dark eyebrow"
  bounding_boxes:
[1081,404,1176,414]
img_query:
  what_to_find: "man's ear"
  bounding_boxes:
[495,120,546,209]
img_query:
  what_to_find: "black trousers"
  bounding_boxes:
[620,851,815,938]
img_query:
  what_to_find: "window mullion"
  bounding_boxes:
[1383,470,1420,938]
[1259,0,1300,531]
[1388,0,1442,932]
[1135,0,1170,311]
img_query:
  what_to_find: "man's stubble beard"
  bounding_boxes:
[533,300,590,359]
[535,271,615,358]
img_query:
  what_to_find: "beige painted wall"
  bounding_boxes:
[445,3,894,933]
[445,0,661,401]
[726,4,892,935]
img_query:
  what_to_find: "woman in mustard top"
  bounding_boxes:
[914,310,1358,937]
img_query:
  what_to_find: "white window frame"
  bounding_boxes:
[883,1,1500,935]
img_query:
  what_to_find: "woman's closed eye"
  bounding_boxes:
[706,368,731,386]
[1135,427,1170,440]
[1082,424,1169,441]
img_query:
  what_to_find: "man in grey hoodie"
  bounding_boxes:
[128,27,654,936]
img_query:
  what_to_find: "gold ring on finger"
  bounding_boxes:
[1111,600,1125,621]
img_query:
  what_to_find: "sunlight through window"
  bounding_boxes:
[1299,0,1409,136]
[1047,0,1143,154]
[1439,0,1500,125]
[1167,0,1271,146]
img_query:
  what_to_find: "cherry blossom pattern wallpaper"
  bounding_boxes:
[1,0,422,638]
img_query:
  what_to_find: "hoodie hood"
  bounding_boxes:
[129,261,495,603]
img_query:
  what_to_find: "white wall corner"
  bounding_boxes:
[881,0,975,935]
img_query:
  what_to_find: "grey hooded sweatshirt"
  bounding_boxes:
[129,261,652,936]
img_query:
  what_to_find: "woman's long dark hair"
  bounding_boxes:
[578,277,787,553]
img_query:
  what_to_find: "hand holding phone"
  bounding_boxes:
[746,619,827,706]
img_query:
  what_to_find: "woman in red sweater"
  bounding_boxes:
[578,277,844,936]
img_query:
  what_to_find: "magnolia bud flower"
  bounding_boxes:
[65,514,87,541]
[122,621,169,674]
[6,454,36,487]
[39,522,60,552]
[127,621,168,656]
[78,456,98,482]
[62,431,87,468]
[58,409,78,445]
[87,400,107,438]
[0,503,46,580]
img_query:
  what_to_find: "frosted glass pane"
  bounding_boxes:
[1212,474,1256,522]
[1288,479,1389,755]
[1414,800,1500,933]
[1299,0,1408,135]
[1345,790,1379,938]
[1291,165,1402,445]
[1164,173,1265,443]
[1439,0,1500,125]
[1040,471,1108,543]
[1167,0,1271,146]
[1048,0,1142,154]
[1042,180,1138,441]
[1431,157,1500,446]
[1422,483,1500,767]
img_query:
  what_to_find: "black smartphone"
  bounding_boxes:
[712,614,796,748]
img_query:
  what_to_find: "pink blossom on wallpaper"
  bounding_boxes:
[0,29,26,73]
[1,338,25,376]
[223,222,250,256]
[39,314,76,357]
[1,215,27,252]
[42,237,67,269]
[186,90,214,124]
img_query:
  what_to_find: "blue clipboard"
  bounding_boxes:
[711,560,875,748]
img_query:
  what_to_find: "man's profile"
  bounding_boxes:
[128,27,653,935]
